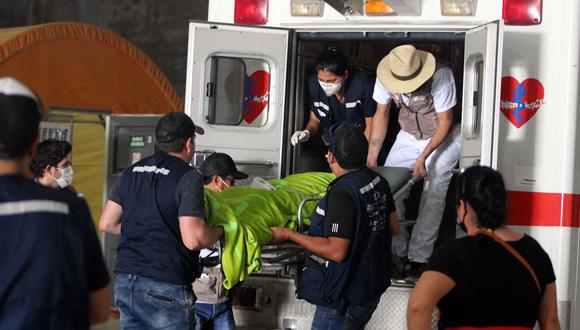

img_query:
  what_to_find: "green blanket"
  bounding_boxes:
[204,172,334,289]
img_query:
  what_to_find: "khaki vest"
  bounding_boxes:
[393,78,439,140]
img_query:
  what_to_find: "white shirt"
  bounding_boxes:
[372,65,457,113]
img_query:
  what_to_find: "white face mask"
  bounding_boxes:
[318,79,343,97]
[52,166,74,188]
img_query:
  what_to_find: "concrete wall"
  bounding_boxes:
[0,0,209,99]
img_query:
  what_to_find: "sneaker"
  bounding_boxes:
[404,262,426,283]
[391,255,408,280]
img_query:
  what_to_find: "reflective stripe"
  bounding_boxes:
[132,166,170,175]
[0,200,69,216]
[359,176,381,194]
[316,206,325,216]
[314,101,329,111]
[345,100,361,108]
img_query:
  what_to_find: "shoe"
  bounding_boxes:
[391,255,408,280]
[404,262,426,283]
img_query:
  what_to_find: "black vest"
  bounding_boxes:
[297,168,392,308]
[115,152,199,285]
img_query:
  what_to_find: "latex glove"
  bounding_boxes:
[291,130,310,146]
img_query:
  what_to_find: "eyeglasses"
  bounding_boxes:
[220,176,235,187]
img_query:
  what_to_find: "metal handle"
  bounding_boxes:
[393,176,423,200]
[297,197,322,232]
[235,160,276,168]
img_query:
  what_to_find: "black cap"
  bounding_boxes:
[328,122,368,169]
[200,153,249,180]
[155,112,204,143]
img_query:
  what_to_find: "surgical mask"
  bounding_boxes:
[52,166,74,188]
[318,79,343,97]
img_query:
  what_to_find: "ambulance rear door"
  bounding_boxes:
[460,20,504,169]
[184,21,292,179]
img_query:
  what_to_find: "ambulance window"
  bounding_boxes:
[203,56,271,127]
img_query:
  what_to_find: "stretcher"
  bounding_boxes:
[259,166,421,280]
[204,168,421,289]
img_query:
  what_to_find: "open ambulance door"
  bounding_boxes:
[184,22,291,179]
[459,20,503,170]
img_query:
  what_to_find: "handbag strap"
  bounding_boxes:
[476,228,541,294]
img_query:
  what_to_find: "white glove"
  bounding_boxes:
[291,130,310,146]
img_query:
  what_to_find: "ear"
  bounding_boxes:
[184,136,194,154]
[27,132,40,160]
[326,151,337,165]
[343,70,349,80]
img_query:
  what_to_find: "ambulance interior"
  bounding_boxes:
[289,32,466,254]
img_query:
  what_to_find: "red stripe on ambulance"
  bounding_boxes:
[506,191,580,227]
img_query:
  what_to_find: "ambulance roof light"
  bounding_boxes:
[440,0,477,16]
[365,0,395,16]
[502,0,542,25]
[234,0,269,25]
[291,0,325,17]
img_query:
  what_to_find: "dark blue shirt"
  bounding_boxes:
[0,175,109,329]
[308,70,376,132]
[110,152,205,285]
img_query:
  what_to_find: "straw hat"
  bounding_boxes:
[376,45,436,94]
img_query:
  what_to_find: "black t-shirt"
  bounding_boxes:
[110,169,205,219]
[110,152,206,284]
[324,187,356,239]
[0,175,109,329]
[425,234,556,329]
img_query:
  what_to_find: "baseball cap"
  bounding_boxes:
[0,77,43,159]
[327,122,368,170]
[200,153,249,180]
[155,112,204,143]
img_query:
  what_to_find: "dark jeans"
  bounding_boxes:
[114,273,196,329]
[311,297,381,330]
[195,300,236,330]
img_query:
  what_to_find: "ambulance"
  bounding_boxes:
[183,0,579,328]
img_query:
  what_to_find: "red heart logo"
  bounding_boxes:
[243,70,270,124]
[500,77,544,128]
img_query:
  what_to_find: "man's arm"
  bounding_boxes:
[271,227,350,263]
[389,211,399,236]
[179,216,224,250]
[99,200,122,235]
[413,109,454,177]
[364,117,373,142]
[367,102,391,167]
[89,285,110,324]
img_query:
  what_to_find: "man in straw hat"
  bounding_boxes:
[367,44,461,280]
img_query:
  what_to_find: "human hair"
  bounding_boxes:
[30,139,72,178]
[329,123,368,170]
[315,47,348,77]
[0,95,42,160]
[155,137,188,153]
[456,166,506,230]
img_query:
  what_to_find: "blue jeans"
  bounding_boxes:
[114,273,196,329]
[195,300,236,330]
[311,297,381,330]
